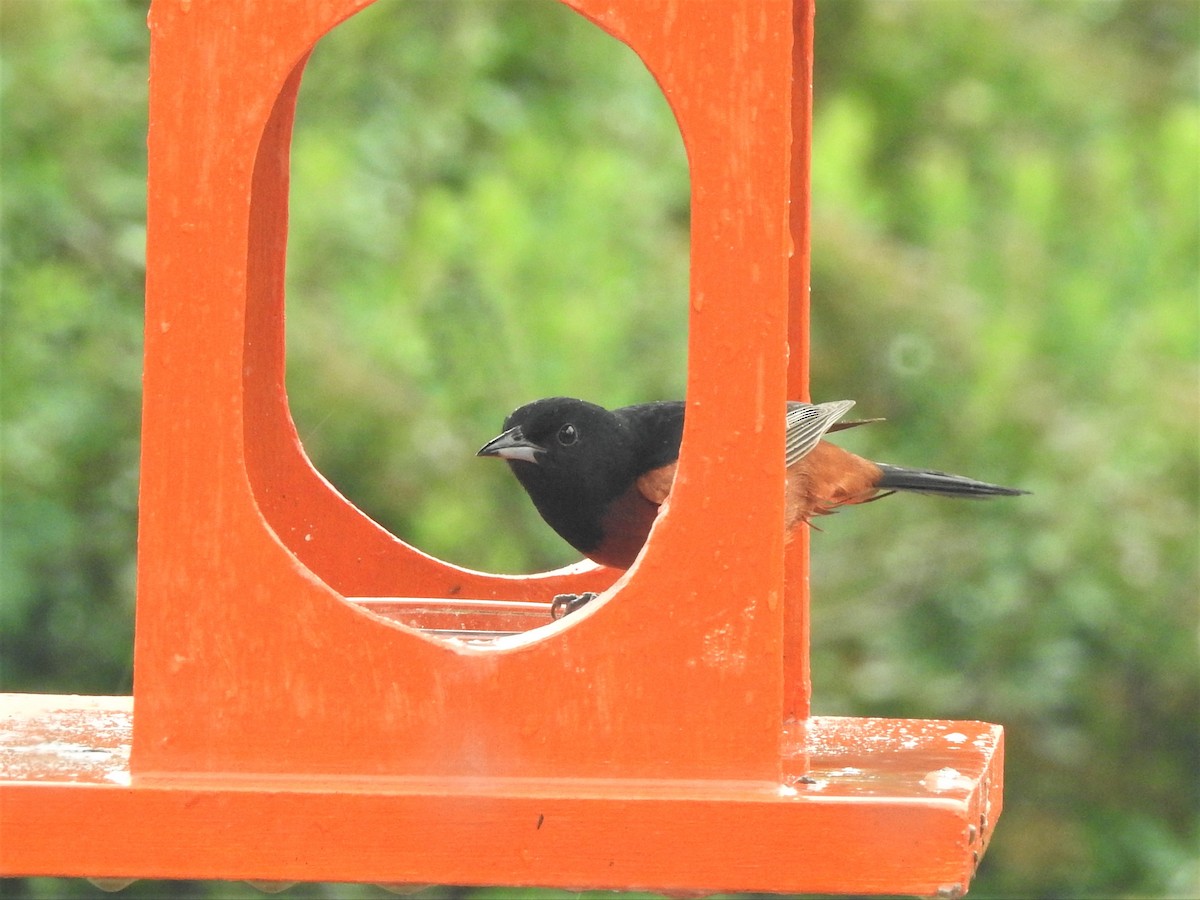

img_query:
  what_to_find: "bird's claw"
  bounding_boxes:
[550,592,598,620]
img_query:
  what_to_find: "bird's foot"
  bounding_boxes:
[550,592,598,620]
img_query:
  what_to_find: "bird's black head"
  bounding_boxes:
[477,396,632,487]
[476,397,642,555]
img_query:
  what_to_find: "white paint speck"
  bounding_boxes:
[921,767,973,793]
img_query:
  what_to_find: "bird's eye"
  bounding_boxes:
[557,423,578,446]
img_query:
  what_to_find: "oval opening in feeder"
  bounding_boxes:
[242,0,690,645]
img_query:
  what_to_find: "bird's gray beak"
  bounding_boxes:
[476,426,544,464]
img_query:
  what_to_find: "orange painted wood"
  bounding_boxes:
[0,695,1002,897]
[785,0,818,744]
[0,0,1005,894]
[135,0,797,784]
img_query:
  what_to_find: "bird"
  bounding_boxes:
[478,397,1026,615]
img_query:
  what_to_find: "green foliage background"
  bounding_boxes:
[2,1,1197,898]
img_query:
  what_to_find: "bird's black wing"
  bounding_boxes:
[613,401,686,473]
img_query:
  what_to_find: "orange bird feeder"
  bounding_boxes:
[0,1,1003,896]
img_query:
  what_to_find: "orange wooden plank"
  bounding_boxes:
[0,695,1001,897]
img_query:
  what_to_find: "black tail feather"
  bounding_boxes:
[876,463,1028,498]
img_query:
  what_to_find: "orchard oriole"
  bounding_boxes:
[478,397,1026,615]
